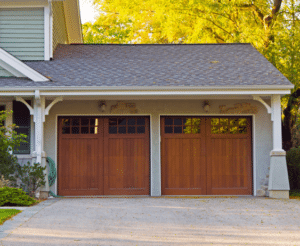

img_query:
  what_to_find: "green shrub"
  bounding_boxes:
[0,187,36,206]
[0,110,27,185]
[17,162,46,197]
[286,147,300,190]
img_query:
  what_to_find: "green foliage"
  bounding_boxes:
[0,209,21,225]
[0,110,27,184]
[17,162,46,197]
[286,147,300,189]
[0,187,36,206]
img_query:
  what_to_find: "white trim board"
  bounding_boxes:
[0,49,49,82]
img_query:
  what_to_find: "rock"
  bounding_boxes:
[256,189,266,197]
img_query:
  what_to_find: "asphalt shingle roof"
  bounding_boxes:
[0,43,293,88]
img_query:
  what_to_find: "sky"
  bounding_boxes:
[79,0,98,24]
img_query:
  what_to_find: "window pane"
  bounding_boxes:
[174,127,182,133]
[174,119,182,125]
[137,126,145,134]
[81,119,89,126]
[62,118,70,127]
[72,119,80,126]
[90,127,95,134]
[62,127,70,134]
[119,127,126,134]
[137,119,145,125]
[14,127,30,154]
[118,118,126,125]
[72,127,80,134]
[109,118,118,126]
[109,127,117,134]
[165,126,173,133]
[128,119,136,125]
[165,118,173,125]
[128,126,135,134]
[211,118,219,126]
[90,119,96,125]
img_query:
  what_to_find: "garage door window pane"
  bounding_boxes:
[165,119,173,125]
[212,118,248,134]
[165,126,173,134]
[137,119,145,125]
[81,119,89,126]
[118,118,126,125]
[128,126,136,134]
[72,119,80,126]
[62,127,70,134]
[109,118,118,126]
[72,127,80,134]
[174,119,182,125]
[128,119,136,125]
[109,127,117,134]
[174,127,182,133]
[137,126,145,134]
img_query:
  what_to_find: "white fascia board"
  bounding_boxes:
[0,49,49,82]
[0,84,294,91]
[0,89,292,97]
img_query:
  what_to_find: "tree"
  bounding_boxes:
[86,0,300,149]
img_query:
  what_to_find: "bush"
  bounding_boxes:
[0,110,27,185]
[17,162,46,197]
[286,147,300,190]
[0,187,36,206]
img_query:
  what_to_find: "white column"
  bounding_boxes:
[271,95,284,152]
[33,96,45,164]
[151,113,161,196]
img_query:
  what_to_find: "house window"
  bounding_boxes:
[13,101,31,154]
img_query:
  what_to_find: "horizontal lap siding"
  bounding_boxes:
[0,8,44,62]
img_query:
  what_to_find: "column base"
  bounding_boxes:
[269,190,289,199]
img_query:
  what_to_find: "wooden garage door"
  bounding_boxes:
[161,116,252,195]
[58,116,150,196]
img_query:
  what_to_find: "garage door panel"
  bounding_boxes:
[59,137,103,196]
[207,117,252,195]
[105,138,149,194]
[161,117,206,195]
[103,117,150,195]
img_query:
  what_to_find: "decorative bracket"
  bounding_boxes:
[253,95,273,121]
[45,97,63,116]
[15,96,34,115]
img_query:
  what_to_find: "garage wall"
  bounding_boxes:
[44,99,272,196]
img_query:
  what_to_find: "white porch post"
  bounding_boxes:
[32,91,49,199]
[268,95,290,199]
[151,113,161,196]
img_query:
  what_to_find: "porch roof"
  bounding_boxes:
[0,43,293,89]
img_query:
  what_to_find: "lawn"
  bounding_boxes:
[0,209,21,225]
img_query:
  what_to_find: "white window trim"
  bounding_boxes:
[0,49,49,82]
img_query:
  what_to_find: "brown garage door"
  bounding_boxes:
[161,116,252,195]
[58,116,150,196]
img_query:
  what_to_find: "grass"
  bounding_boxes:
[0,209,21,225]
[290,190,300,199]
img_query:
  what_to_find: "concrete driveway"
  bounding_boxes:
[0,197,300,246]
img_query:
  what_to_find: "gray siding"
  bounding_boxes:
[0,66,14,77]
[0,8,44,61]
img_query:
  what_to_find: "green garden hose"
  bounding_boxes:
[46,157,62,198]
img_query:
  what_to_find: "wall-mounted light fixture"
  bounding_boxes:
[203,100,210,112]
[98,101,107,112]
